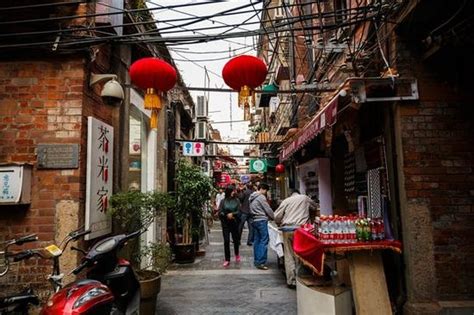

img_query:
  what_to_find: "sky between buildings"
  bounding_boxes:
[151,1,264,156]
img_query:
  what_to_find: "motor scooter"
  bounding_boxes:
[0,233,40,315]
[39,230,142,315]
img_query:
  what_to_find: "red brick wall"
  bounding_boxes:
[0,58,86,292]
[398,59,474,300]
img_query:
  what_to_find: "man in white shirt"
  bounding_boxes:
[275,189,318,288]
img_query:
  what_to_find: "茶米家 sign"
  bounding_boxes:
[182,141,205,156]
[85,117,113,240]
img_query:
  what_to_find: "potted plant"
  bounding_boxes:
[109,190,174,308]
[137,241,171,314]
[172,159,214,263]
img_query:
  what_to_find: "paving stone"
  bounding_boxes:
[156,221,297,314]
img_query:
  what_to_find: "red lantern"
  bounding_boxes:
[275,164,285,174]
[222,55,267,110]
[129,58,177,129]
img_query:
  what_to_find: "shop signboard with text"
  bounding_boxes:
[249,159,267,173]
[85,117,113,240]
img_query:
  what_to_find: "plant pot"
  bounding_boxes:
[174,243,196,264]
[138,270,161,314]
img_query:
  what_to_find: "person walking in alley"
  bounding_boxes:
[249,183,274,270]
[238,183,254,246]
[275,189,318,288]
[218,185,241,267]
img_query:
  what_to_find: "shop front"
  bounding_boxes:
[278,78,417,314]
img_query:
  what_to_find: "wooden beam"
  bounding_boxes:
[348,251,392,315]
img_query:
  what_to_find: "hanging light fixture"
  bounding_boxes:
[222,55,267,113]
[129,58,177,129]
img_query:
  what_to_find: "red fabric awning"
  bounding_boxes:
[293,227,402,275]
[280,95,339,161]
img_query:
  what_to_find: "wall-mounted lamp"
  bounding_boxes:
[90,73,124,106]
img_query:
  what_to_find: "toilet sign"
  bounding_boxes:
[182,141,205,156]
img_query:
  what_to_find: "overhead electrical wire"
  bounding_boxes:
[172,48,256,62]
[0,1,86,11]
[0,2,382,50]
[0,3,373,39]
[0,1,227,26]
[0,13,380,49]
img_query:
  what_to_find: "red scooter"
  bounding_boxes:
[10,229,142,314]
[40,230,142,314]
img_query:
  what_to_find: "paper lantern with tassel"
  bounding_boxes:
[129,58,177,128]
[222,55,267,109]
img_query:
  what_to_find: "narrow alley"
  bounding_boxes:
[156,223,297,315]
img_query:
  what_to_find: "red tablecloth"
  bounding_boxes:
[292,228,402,275]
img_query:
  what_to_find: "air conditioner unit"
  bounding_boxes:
[207,143,215,156]
[195,121,207,139]
[196,96,208,118]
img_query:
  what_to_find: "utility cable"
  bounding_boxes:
[0,1,86,11]
[0,1,225,26]
[0,9,381,49]
[0,4,373,40]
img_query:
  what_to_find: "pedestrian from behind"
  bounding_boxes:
[275,189,318,288]
[249,183,274,270]
[218,185,241,267]
[238,183,255,246]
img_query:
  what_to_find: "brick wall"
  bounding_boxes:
[0,58,86,293]
[396,41,474,302]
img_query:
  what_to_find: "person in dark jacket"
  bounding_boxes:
[238,183,254,246]
[249,183,275,270]
[219,185,241,267]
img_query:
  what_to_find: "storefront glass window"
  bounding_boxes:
[128,107,148,192]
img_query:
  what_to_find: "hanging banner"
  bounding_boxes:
[249,159,267,173]
[85,117,113,240]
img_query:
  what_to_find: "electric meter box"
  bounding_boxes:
[0,164,32,205]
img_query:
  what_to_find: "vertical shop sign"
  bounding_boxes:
[85,117,113,240]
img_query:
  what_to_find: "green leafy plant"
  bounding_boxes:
[174,159,214,244]
[136,242,171,279]
[109,191,174,274]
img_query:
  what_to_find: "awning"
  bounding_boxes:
[278,76,419,162]
[279,95,338,162]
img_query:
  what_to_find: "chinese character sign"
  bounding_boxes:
[0,168,20,203]
[85,117,113,240]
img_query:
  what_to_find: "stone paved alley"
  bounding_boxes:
[155,222,297,314]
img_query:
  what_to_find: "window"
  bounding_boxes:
[128,107,149,192]
[334,0,347,24]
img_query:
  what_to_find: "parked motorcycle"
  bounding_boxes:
[40,230,142,315]
[2,229,141,314]
[0,233,40,315]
